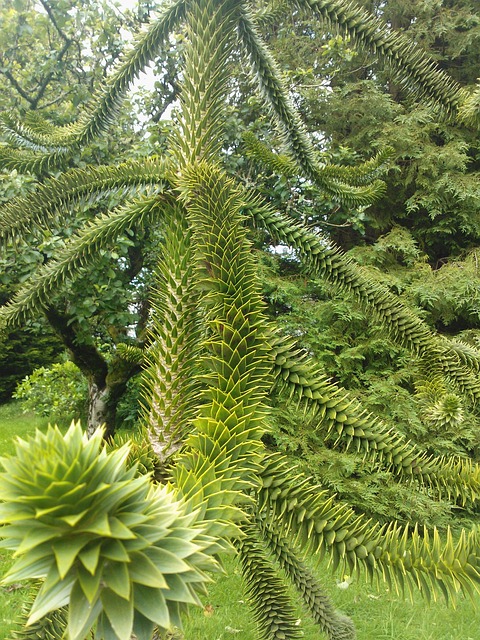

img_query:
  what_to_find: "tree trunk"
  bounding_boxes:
[44,307,138,436]
[87,380,110,437]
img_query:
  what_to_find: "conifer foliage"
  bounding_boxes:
[0,0,479,639]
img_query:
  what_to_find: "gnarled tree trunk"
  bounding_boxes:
[44,307,139,436]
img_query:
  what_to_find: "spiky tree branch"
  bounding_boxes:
[0,195,167,328]
[0,158,171,246]
[248,199,480,400]
[293,0,468,118]
[0,0,187,172]
[236,521,304,640]
[271,334,480,506]
[141,206,202,465]
[237,10,387,205]
[259,454,480,603]
[259,519,356,640]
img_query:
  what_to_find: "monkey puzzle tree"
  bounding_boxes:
[0,0,480,639]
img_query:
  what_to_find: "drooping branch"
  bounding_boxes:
[0,194,167,328]
[237,12,387,205]
[271,333,480,506]
[259,454,480,603]
[293,0,467,118]
[248,198,480,402]
[0,158,171,246]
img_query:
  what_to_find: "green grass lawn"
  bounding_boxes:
[0,403,478,639]
[0,401,50,455]
[182,554,480,640]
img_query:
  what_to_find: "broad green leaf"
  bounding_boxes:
[104,561,131,599]
[13,525,58,554]
[78,565,103,603]
[133,584,170,628]
[3,554,51,583]
[53,534,92,578]
[95,612,121,640]
[81,512,112,536]
[68,580,102,640]
[108,516,137,540]
[102,539,130,562]
[147,546,190,573]
[164,573,201,604]
[129,552,169,588]
[28,574,75,624]
[101,588,134,640]
[132,611,155,640]
[59,510,89,527]
[157,536,201,559]
[79,543,102,574]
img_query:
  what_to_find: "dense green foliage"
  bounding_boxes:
[0,0,479,639]
[0,0,168,431]
[13,360,87,421]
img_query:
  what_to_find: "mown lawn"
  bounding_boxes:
[182,554,480,640]
[0,403,478,639]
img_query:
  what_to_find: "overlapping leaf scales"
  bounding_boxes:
[237,521,303,640]
[258,455,480,604]
[171,163,272,539]
[272,334,480,506]
[142,205,202,464]
[260,520,356,639]
[173,0,239,165]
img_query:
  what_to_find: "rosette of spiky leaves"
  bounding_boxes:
[0,422,217,640]
[427,394,464,430]
[236,521,303,640]
[415,376,465,431]
[258,454,480,604]
[259,519,356,640]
